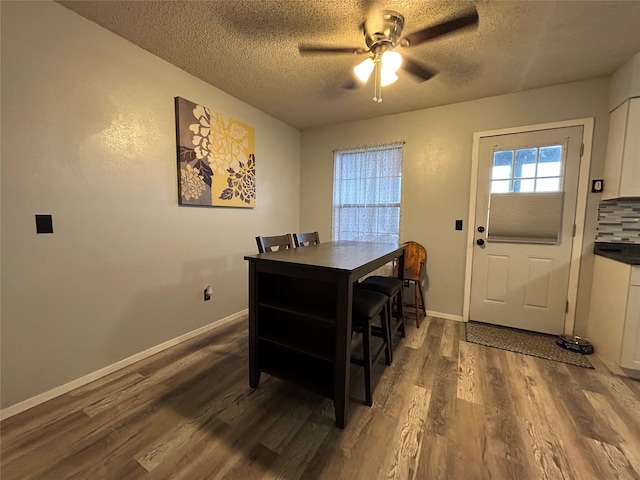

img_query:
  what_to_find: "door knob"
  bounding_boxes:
[476,238,485,246]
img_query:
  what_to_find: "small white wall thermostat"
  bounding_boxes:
[591,179,603,193]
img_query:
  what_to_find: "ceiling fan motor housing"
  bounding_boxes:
[364,11,405,52]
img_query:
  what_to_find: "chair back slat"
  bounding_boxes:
[256,234,293,253]
[293,231,320,247]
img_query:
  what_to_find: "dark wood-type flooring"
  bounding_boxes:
[2,316,640,479]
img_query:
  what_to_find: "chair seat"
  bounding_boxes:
[357,276,402,296]
[352,289,388,322]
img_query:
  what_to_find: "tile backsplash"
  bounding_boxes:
[596,199,640,243]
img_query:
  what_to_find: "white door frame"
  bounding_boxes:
[463,118,594,336]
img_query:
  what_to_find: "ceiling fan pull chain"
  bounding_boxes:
[373,57,382,103]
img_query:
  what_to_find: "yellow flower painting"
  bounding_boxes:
[175,97,255,207]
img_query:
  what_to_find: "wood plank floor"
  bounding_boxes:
[2,316,640,479]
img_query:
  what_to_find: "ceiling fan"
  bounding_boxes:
[298,7,479,103]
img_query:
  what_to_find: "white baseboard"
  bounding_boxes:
[403,307,463,323]
[0,309,248,421]
[426,310,464,322]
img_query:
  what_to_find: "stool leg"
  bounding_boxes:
[396,289,406,338]
[417,282,426,328]
[384,300,393,364]
[381,305,392,366]
[414,281,420,328]
[363,321,372,407]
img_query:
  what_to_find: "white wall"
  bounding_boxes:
[0,1,300,408]
[300,78,610,332]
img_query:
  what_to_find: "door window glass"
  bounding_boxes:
[491,144,563,193]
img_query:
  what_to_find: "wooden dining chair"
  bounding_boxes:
[403,241,427,327]
[293,231,320,247]
[255,234,293,253]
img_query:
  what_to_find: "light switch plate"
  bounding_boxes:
[35,214,53,234]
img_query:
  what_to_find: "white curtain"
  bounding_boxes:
[332,142,403,243]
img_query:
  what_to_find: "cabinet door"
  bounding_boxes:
[602,101,628,200]
[621,270,640,371]
[619,98,640,197]
[587,256,631,367]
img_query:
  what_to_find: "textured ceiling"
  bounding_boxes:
[58,0,640,130]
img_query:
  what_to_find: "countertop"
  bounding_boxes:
[594,242,640,265]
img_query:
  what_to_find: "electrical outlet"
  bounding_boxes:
[204,286,212,301]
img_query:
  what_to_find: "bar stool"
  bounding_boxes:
[355,276,406,364]
[403,241,427,328]
[351,289,391,407]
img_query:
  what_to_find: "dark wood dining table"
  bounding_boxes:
[244,240,406,428]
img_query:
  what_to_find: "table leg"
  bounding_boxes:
[248,262,260,388]
[334,275,352,428]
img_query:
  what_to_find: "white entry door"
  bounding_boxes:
[469,126,583,334]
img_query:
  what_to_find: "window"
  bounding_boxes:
[491,144,563,193]
[332,143,403,243]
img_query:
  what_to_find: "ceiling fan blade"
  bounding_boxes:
[298,45,367,55]
[399,8,479,47]
[402,57,437,82]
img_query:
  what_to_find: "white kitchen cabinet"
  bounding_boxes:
[602,97,640,200]
[621,267,640,369]
[587,256,640,374]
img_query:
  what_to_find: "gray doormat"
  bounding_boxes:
[466,321,594,369]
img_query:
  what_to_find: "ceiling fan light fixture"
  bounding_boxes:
[380,70,398,87]
[298,6,479,104]
[381,50,402,73]
[354,57,375,83]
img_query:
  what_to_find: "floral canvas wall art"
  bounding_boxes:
[175,97,255,207]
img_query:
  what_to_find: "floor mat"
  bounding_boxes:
[465,321,594,369]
